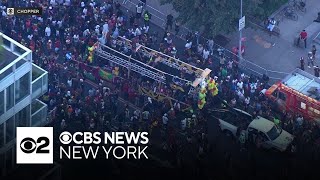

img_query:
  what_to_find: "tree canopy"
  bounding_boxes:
[161,0,287,36]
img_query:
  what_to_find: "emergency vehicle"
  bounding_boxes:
[265,68,320,122]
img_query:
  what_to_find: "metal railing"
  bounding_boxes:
[121,0,289,83]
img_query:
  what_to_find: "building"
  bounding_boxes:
[0,32,49,176]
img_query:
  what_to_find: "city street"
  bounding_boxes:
[1,0,319,179]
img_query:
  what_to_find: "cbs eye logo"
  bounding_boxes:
[59,131,72,144]
[20,137,50,154]
[16,127,53,164]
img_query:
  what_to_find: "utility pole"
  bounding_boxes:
[239,0,243,61]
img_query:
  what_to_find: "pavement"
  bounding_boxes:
[226,0,320,78]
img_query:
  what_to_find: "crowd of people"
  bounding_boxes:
[0,0,319,176]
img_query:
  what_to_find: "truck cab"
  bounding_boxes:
[213,108,295,152]
[247,117,294,152]
[213,108,252,137]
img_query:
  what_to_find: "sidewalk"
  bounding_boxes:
[226,0,320,76]
[122,0,178,28]
[123,0,320,79]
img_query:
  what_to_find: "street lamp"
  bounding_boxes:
[239,0,243,61]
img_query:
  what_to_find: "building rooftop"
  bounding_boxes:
[0,47,18,70]
[282,68,320,99]
[0,32,32,82]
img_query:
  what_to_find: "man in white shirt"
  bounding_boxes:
[57,20,62,28]
[296,115,304,128]
[98,35,106,45]
[27,34,33,40]
[67,78,72,87]
[83,29,90,37]
[102,22,109,34]
[52,20,56,26]
[95,25,100,35]
[207,38,214,53]
[203,48,210,60]
[237,89,245,102]
[45,26,51,37]
[185,41,192,49]
[136,3,143,18]
[227,60,233,69]
[237,80,243,90]
[181,118,186,131]
[83,7,88,15]
[162,114,168,129]
[250,83,257,94]
[134,27,142,36]
[73,34,79,43]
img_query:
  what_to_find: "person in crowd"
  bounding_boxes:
[239,129,246,152]
[143,10,151,26]
[162,113,168,129]
[300,57,305,70]
[311,45,317,59]
[297,30,308,48]
[166,14,174,31]
[266,18,276,32]
[174,20,180,35]
[136,3,143,19]
[315,66,320,78]
[307,51,315,68]
[181,118,187,131]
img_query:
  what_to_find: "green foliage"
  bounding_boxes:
[161,0,288,36]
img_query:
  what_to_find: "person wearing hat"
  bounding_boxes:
[297,30,307,48]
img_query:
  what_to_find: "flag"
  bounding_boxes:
[99,69,113,81]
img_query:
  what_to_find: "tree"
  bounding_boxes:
[161,0,286,36]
